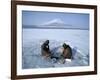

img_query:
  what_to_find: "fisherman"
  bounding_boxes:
[41,40,51,58]
[59,43,72,64]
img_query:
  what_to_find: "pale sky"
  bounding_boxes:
[22,11,89,29]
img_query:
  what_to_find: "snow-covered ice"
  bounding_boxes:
[22,28,89,69]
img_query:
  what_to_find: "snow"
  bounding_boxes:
[22,28,89,69]
[41,18,64,26]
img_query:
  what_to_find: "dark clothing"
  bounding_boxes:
[41,40,51,57]
[62,44,72,59]
[41,44,50,52]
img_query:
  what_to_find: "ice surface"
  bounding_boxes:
[22,28,89,69]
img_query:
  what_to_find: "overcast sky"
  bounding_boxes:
[22,11,89,29]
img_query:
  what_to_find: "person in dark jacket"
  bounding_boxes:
[62,43,72,59]
[41,40,51,58]
[59,43,72,64]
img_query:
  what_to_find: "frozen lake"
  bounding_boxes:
[22,28,89,69]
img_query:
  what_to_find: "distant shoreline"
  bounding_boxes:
[22,25,89,30]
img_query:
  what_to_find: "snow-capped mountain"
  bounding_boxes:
[41,18,71,27]
[23,18,88,30]
[42,19,64,25]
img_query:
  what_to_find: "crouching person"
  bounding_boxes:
[59,43,72,64]
[41,40,51,59]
